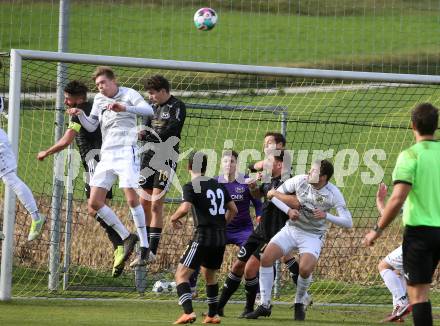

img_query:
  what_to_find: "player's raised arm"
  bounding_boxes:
[73,100,99,132]
[37,128,77,160]
[108,89,153,116]
[267,175,301,209]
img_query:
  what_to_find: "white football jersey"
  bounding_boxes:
[277,174,350,235]
[91,87,147,150]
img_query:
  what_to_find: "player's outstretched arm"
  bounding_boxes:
[317,205,353,228]
[37,129,77,161]
[170,201,192,229]
[267,189,300,209]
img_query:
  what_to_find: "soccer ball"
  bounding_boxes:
[152,280,176,293]
[193,8,217,31]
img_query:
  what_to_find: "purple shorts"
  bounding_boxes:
[226,227,253,247]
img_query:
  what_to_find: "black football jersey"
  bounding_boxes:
[255,175,290,242]
[69,101,102,163]
[182,176,232,246]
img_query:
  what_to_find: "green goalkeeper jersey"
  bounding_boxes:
[392,140,440,227]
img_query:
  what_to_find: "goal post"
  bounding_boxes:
[1,49,440,303]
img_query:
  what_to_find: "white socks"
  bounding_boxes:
[97,205,130,240]
[2,172,40,221]
[380,269,407,306]
[130,205,149,248]
[295,275,312,304]
[259,266,274,306]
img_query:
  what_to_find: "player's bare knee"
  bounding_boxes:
[89,199,103,212]
[175,264,190,284]
[203,268,217,285]
[378,259,388,272]
[151,200,163,215]
[244,262,258,279]
[126,197,139,208]
[231,260,245,276]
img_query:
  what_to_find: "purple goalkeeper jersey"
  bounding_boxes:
[216,175,262,231]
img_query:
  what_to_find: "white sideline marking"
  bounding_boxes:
[12,297,440,310]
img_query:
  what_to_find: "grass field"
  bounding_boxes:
[0,299,431,325]
[1,1,440,73]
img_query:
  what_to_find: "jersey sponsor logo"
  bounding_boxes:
[231,194,244,201]
[161,112,170,119]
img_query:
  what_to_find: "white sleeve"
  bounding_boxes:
[277,175,300,194]
[125,89,153,116]
[271,197,291,214]
[126,101,153,116]
[78,112,99,132]
[325,190,352,228]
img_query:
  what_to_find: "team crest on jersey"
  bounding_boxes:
[238,247,247,258]
[235,186,245,194]
[161,112,170,119]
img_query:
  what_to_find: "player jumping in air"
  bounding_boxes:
[67,66,153,267]
[38,80,126,277]
[0,97,46,241]
[138,75,186,261]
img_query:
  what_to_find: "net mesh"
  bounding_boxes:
[0,55,439,305]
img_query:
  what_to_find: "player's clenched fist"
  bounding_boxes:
[287,208,299,221]
[66,107,83,116]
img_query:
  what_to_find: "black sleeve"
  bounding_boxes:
[140,115,153,141]
[145,100,186,142]
[182,183,194,203]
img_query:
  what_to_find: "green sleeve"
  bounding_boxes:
[68,121,81,133]
[392,149,416,184]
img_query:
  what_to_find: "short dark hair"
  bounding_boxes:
[92,66,115,81]
[318,159,334,181]
[144,75,170,93]
[264,132,286,147]
[188,151,208,174]
[64,80,88,98]
[222,150,238,160]
[411,103,438,135]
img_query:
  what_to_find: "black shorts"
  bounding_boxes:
[403,225,440,285]
[85,183,113,200]
[139,157,177,191]
[237,231,267,262]
[180,240,225,270]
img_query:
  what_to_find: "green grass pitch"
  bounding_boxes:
[0,299,426,325]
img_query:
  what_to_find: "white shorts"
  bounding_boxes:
[0,129,17,178]
[270,225,324,259]
[384,245,403,274]
[90,146,140,190]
